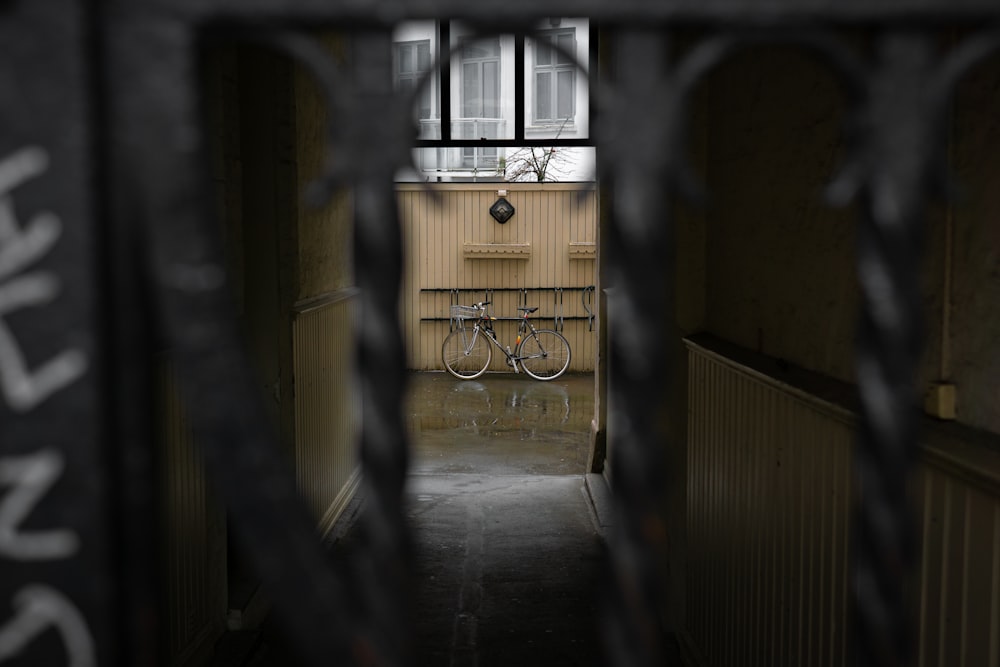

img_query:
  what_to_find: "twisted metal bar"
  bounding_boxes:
[185,0,1000,31]
[598,29,677,667]
[111,19,359,666]
[260,29,417,665]
[849,33,943,667]
[345,30,414,667]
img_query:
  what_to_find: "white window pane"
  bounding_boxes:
[399,45,414,74]
[556,34,575,64]
[483,61,499,118]
[462,62,480,117]
[462,37,500,60]
[536,71,552,120]
[557,70,574,119]
[417,42,430,70]
[536,39,552,66]
[418,86,432,120]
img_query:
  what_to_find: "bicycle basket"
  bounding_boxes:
[450,304,482,320]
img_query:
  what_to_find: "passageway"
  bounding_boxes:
[212,372,620,666]
[9,10,1000,666]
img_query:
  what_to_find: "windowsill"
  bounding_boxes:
[525,123,577,136]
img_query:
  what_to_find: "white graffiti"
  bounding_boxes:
[0,585,95,667]
[0,147,87,412]
[0,449,79,561]
[0,150,95,664]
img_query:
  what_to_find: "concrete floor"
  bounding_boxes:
[407,370,596,476]
[214,370,609,666]
[405,371,605,666]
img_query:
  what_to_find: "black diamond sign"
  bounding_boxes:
[489,197,515,224]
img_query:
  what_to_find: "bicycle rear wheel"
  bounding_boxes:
[442,328,492,379]
[518,329,571,380]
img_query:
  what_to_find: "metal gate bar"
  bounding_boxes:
[0,3,119,665]
[601,29,676,666]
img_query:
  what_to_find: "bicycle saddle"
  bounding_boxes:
[517,306,539,314]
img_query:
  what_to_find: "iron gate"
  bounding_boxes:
[2,1,1000,665]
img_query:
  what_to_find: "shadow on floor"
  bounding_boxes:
[212,371,616,666]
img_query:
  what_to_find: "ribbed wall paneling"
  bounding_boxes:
[292,290,362,536]
[914,463,1000,667]
[156,357,227,666]
[687,340,1000,666]
[687,343,855,667]
[398,183,597,373]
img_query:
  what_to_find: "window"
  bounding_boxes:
[459,37,500,119]
[534,29,576,125]
[393,20,593,182]
[395,40,432,120]
[459,37,501,169]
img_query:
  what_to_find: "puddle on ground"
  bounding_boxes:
[405,371,596,476]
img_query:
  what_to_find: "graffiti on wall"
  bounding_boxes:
[0,147,94,665]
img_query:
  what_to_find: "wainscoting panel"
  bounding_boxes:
[156,357,227,666]
[686,336,1000,666]
[687,341,853,667]
[914,447,1000,667]
[292,290,362,536]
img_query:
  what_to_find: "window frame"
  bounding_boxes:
[457,36,503,169]
[532,28,577,126]
[408,20,595,149]
[394,39,433,121]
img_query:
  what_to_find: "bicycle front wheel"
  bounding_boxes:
[442,328,492,379]
[518,329,571,380]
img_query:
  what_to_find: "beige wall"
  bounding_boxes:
[949,50,1000,434]
[681,40,1000,664]
[687,337,1000,667]
[701,46,858,383]
[158,40,361,665]
[694,42,1000,436]
[292,294,360,535]
[234,37,360,533]
[152,46,246,666]
[290,34,361,532]
[398,183,598,373]
[156,358,228,666]
[239,45,292,445]
[687,339,853,666]
[294,35,354,299]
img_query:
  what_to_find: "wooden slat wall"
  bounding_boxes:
[398,183,597,373]
[292,290,362,536]
[687,343,853,667]
[915,453,1000,666]
[686,340,1000,666]
[156,357,227,666]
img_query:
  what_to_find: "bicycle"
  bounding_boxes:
[441,301,571,381]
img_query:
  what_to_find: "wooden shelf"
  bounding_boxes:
[568,241,596,260]
[463,243,532,259]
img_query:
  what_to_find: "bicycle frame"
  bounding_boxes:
[460,315,540,373]
[443,301,571,381]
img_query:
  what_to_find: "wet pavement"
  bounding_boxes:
[406,370,596,476]
[404,371,605,666]
[214,370,608,666]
